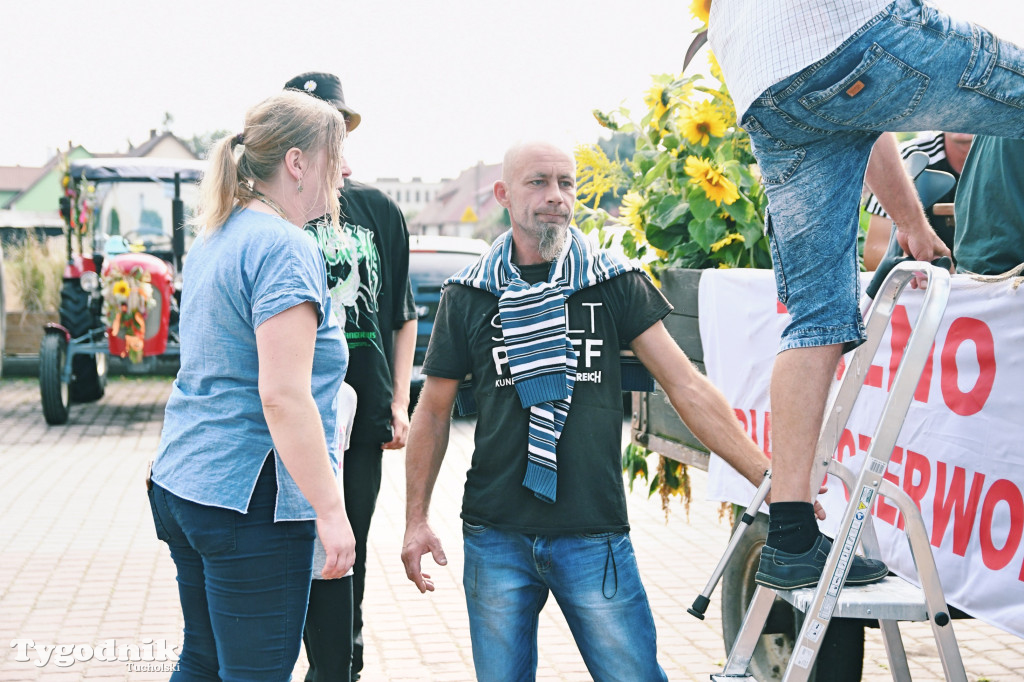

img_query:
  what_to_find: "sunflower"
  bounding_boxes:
[644,83,669,124]
[684,156,740,206]
[708,50,723,82]
[618,191,646,232]
[690,0,711,25]
[677,101,727,147]
[112,280,131,297]
[710,232,746,253]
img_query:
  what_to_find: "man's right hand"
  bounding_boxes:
[896,226,952,268]
[401,520,448,593]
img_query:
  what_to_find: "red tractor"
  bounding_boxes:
[41,157,204,424]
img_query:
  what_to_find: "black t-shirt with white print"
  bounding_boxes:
[423,264,671,534]
[304,180,415,446]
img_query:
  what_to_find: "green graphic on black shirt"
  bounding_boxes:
[305,219,384,356]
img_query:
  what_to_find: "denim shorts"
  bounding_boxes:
[743,0,1024,351]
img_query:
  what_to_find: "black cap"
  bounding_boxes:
[283,72,361,132]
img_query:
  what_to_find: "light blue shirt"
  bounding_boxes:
[152,208,347,521]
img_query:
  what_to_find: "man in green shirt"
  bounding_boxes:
[954,135,1024,276]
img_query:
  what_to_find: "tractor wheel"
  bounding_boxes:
[70,352,107,403]
[720,513,864,681]
[40,334,71,425]
[59,279,94,338]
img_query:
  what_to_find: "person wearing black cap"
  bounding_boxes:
[285,71,417,682]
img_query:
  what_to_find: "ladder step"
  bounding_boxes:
[775,575,928,621]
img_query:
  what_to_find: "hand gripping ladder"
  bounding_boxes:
[700,260,966,681]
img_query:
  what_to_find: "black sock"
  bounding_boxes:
[767,502,819,554]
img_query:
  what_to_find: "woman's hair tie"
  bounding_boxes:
[232,132,245,147]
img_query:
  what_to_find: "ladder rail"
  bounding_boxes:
[783,263,951,681]
[878,619,914,682]
[692,265,942,630]
[880,480,968,681]
[825,460,920,682]
[823,459,966,680]
[717,585,778,678]
[825,458,883,559]
[711,262,968,681]
[811,262,945,501]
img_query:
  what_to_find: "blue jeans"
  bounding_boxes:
[148,457,315,681]
[743,0,1024,352]
[462,523,667,682]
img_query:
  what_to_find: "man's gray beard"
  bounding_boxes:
[538,224,568,261]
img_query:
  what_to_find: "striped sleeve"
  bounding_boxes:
[863,133,946,217]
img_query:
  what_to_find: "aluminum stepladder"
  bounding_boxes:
[702,260,966,681]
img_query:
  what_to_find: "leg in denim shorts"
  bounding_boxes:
[743,0,1024,350]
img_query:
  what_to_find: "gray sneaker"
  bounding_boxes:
[755,534,888,590]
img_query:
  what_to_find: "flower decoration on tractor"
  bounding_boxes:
[102,265,155,364]
[58,153,97,236]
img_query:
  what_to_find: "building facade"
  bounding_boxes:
[368,177,445,219]
[408,162,505,240]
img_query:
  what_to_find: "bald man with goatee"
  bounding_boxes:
[401,141,776,681]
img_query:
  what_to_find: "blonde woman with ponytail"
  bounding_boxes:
[147,90,355,681]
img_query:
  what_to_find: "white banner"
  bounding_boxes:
[699,268,1024,638]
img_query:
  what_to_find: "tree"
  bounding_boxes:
[184,129,233,160]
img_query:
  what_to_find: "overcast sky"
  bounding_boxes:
[2,0,1020,183]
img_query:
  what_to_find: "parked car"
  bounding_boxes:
[408,235,488,404]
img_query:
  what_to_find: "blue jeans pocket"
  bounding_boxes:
[579,531,625,541]
[170,495,238,556]
[960,27,1024,109]
[462,520,488,536]
[147,487,172,543]
[798,43,928,127]
[766,214,789,306]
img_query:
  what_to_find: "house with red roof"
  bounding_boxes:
[409,161,506,240]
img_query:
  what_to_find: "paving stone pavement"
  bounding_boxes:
[1,376,1021,681]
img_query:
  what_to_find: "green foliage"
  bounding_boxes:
[622,442,692,519]
[185,129,234,160]
[622,442,651,492]
[575,54,772,277]
[5,233,63,313]
[601,13,771,506]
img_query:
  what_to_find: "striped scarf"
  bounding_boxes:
[446,226,650,503]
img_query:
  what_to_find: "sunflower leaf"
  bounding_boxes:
[688,186,717,222]
[641,155,672,189]
[648,194,690,229]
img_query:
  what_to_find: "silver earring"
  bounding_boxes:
[297,178,304,193]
